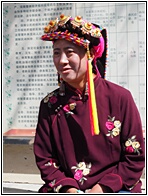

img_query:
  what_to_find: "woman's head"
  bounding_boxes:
[41,14,107,78]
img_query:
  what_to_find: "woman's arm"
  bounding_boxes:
[34,100,79,193]
[96,91,145,192]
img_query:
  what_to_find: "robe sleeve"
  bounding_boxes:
[34,100,79,192]
[98,90,145,193]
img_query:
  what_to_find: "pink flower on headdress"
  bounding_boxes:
[93,36,105,62]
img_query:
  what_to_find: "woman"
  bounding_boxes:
[34,14,145,193]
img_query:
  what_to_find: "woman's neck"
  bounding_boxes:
[67,73,96,93]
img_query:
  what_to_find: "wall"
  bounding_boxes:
[3,2,146,136]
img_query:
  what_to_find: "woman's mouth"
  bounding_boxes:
[61,67,71,74]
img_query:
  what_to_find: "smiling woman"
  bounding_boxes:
[53,40,88,91]
[33,14,145,193]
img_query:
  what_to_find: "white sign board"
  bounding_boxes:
[3,2,146,136]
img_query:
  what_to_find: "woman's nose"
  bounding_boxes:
[59,53,69,65]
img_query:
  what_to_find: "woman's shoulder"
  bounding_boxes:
[42,88,60,104]
[99,78,132,97]
[38,88,61,115]
[39,88,59,107]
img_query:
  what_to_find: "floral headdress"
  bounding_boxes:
[41,14,108,136]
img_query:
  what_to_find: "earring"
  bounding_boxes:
[83,82,89,101]
[59,77,65,96]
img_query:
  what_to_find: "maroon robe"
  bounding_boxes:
[34,74,145,193]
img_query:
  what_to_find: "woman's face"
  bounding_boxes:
[53,39,88,88]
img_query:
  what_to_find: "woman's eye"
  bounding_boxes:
[53,51,60,56]
[67,50,74,54]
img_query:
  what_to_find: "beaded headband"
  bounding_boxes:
[42,31,89,48]
[41,14,108,136]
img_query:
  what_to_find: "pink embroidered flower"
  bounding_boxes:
[49,96,57,104]
[105,121,114,130]
[63,103,76,117]
[106,116,121,138]
[63,104,70,112]
[71,162,91,185]
[45,158,59,168]
[41,187,48,193]
[49,179,56,187]
[74,170,83,181]
[125,146,134,153]
[125,135,141,155]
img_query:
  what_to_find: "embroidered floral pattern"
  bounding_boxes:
[44,92,54,103]
[49,179,56,187]
[44,92,58,108]
[71,162,91,185]
[49,96,58,104]
[45,158,60,168]
[106,116,121,138]
[125,135,141,155]
[53,185,62,193]
[39,185,52,193]
[63,102,76,117]
[49,179,62,193]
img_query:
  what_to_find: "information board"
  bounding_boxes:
[3,2,146,136]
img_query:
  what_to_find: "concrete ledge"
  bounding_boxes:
[3,173,43,193]
[141,178,146,193]
[3,182,41,193]
[3,173,43,184]
[3,173,145,193]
